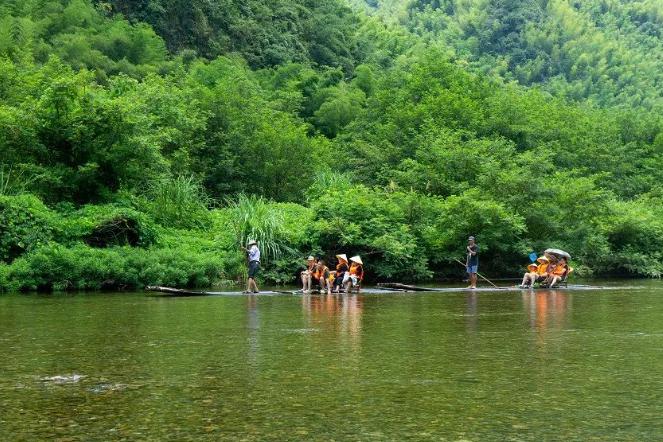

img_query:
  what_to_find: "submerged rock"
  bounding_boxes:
[40,374,85,384]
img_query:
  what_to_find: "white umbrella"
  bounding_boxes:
[544,248,571,260]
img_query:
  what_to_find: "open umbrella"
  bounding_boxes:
[544,248,571,260]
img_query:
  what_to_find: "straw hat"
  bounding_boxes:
[536,256,549,264]
[350,255,363,265]
[247,239,257,246]
[527,264,538,271]
[336,254,348,262]
[307,255,315,261]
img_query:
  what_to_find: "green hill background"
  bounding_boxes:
[1,0,662,291]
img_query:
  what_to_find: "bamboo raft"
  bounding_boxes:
[145,283,633,297]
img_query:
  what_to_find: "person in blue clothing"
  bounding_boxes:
[242,239,260,294]
[466,236,479,289]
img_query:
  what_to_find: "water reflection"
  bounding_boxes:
[246,295,260,368]
[465,292,479,333]
[522,290,571,334]
[301,294,363,349]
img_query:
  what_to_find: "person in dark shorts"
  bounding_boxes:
[466,236,479,289]
[332,254,349,293]
[243,239,260,293]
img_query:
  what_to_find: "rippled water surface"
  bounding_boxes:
[1,282,662,440]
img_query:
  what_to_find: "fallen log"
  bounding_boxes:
[376,282,440,292]
[145,286,212,296]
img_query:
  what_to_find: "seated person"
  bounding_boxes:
[545,257,568,287]
[519,263,539,288]
[301,256,316,293]
[314,260,331,295]
[343,256,364,293]
[534,256,550,282]
[332,254,349,293]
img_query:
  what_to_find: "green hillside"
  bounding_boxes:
[1,0,662,291]
[352,0,663,110]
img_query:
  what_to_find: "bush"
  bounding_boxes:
[58,204,158,248]
[0,194,56,263]
[310,185,431,280]
[3,243,226,292]
[141,176,213,229]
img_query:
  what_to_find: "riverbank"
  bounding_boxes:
[2,191,661,293]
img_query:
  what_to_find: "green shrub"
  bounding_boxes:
[310,185,431,280]
[0,262,8,291]
[58,204,158,248]
[141,176,213,229]
[0,194,56,263]
[3,243,226,292]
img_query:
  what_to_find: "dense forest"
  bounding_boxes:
[1,0,662,291]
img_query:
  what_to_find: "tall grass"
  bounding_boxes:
[228,194,295,263]
[144,175,212,229]
[0,165,36,196]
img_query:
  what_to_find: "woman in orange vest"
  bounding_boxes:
[332,254,349,294]
[545,257,568,288]
[343,256,364,293]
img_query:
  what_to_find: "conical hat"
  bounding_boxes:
[335,254,348,262]
[307,256,315,261]
[350,255,363,265]
[536,256,549,264]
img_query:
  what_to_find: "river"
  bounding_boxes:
[1,281,661,440]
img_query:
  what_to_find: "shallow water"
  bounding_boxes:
[1,282,662,440]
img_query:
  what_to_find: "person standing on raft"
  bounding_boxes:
[466,236,479,289]
[243,239,260,294]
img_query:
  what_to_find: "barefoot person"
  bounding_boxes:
[546,257,568,288]
[520,263,539,288]
[466,236,479,289]
[315,260,331,294]
[243,239,260,294]
[332,254,349,293]
[343,256,364,293]
[301,256,316,293]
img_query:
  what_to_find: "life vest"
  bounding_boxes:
[552,263,567,276]
[536,263,549,276]
[314,265,329,279]
[336,262,348,276]
[349,263,364,281]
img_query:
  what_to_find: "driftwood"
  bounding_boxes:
[376,282,440,292]
[145,286,212,296]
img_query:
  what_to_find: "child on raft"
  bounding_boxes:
[519,256,550,288]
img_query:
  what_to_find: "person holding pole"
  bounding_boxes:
[242,239,260,294]
[466,236,479,289]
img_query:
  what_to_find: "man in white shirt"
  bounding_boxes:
[243,239,260,293]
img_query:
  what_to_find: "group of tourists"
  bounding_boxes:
[301,254,364,294]
[243,237,572,293]
[519,252,572,289]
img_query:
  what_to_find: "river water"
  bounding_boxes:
[1,282,662,440]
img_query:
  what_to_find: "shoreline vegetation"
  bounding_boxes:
[2,1,663,292]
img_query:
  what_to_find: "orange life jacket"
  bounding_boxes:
[552,263,567,276]
[536,263,549,276]
[349,263,364,281]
